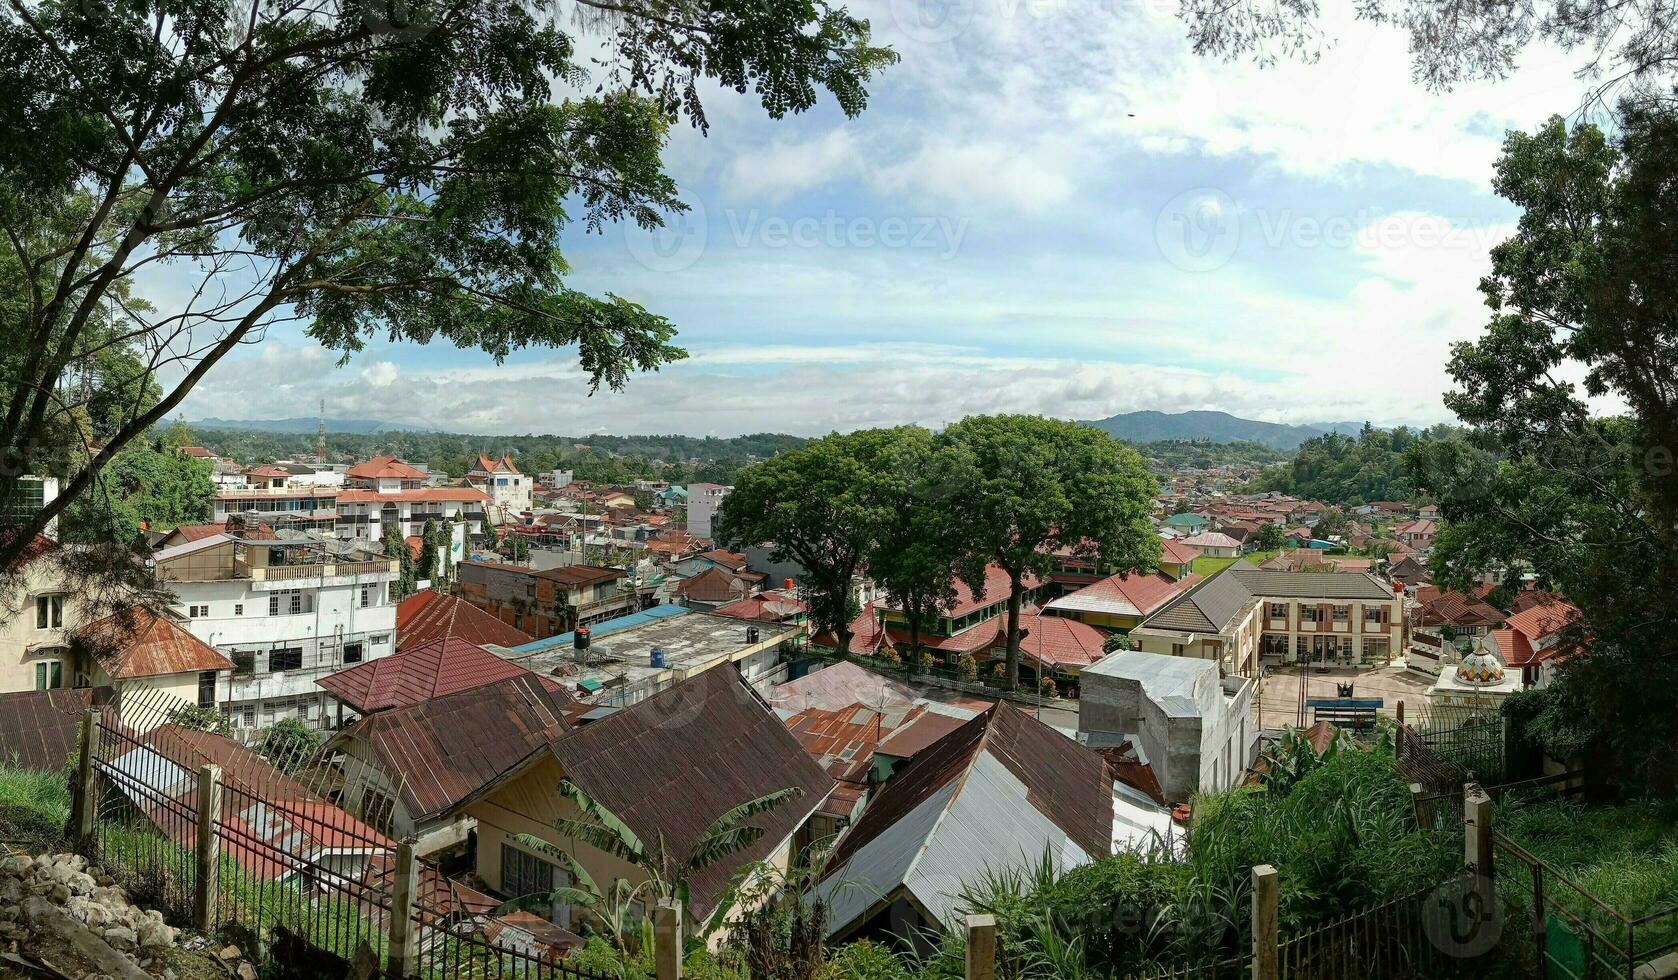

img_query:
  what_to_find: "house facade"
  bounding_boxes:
[154,526,399,730]
[332,456,487,570]
[686,483,731,539]
[468,455,532,526]
[454,561,633,638]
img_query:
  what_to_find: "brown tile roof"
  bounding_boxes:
[546,667,831,919]
[77,609,234,678]
[1416,591,1506,630]
[332,675,572,820]
[695,549,748,571]
[712,589,808,623]
[1504,597,1581,642]
[396,590,534,651]
[1016,613,1109,672]
[317,635,568,713]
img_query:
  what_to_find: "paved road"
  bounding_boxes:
[1253,662,1432,730]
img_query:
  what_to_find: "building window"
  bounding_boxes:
[269,647,303,672]
[189,604,209,618]
[234,603,244,616]
[359,586,373,608]
[370,633,390,646]
[361,790,395,835]
[34,661,62,690]
[1365,606,1387,625]
[1268,602,1286,619]
[34,595,63,630]
[1333,605,1349,622]
[241,705,256,727]
[198,671,216,708]
[501,844,570,926]
[269,590,304,616]
[342,642,364,665]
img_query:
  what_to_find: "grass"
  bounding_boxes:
[0,762,72,850]
[1191,549,1280,577]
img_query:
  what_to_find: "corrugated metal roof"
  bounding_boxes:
[396,590,534,651]
[0,687,109,773]
[78,608,235,678]
[317,635,567,713]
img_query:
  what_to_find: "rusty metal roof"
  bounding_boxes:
[0,687,112,772]
[395,590,533,651]
[319,635,563,714]
[546,666,832,919]
[77,608,235,678]
[333,675,572,820]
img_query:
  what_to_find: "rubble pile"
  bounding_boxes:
[0,852,180,978]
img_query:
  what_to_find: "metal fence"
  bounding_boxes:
[1494,831,1678,980]
[76,683,615,980]
[1276,886,1475,979]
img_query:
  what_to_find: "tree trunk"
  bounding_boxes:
[1006,569,1023,691]
[907,601,921,681]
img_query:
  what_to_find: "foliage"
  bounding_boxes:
[504,532,530,562]
[0,763,71,847]
[864,428,962,667]
[418,519,440,583]
[1253,523,1287,551]
[382,524,416,600]
[956,654,978,680]
[1132,439,1287,471]
[1255,425,1458,505]
[717,428,922,658]
[1039,677,1057,698]
[1409,106,1678,783]
[0,0,895,566]
[59,439,213,546]
[1101,633,1132,655]
[1256,725,1352,796]
[257,718,323,774]
[1179,0,1678,102]
[164,703,229,734]
[935,415,1160,688]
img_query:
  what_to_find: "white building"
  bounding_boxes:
[1078,650,1257,804]
[468,454,532,525]
[332,456,487,573]
[686,483,731,539]
[154,523,398,731]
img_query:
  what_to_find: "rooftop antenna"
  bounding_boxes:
[316,399,327,462]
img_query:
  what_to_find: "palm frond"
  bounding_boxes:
[684,825,767,875]
[558,778,648,863]
[700,786,805,839]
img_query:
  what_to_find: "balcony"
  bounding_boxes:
[237,559,398,583]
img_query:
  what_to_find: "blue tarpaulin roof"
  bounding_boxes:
[506,603,691,655]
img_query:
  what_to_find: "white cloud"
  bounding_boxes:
[359,361,399,387]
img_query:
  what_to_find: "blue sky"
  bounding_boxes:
[170,0,1598,436]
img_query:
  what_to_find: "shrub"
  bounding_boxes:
[956,655,978,680]
[1039,677,1057,698]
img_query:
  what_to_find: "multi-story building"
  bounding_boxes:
[1128,562,1405,675]
[468,454,532,525]
[212,485,341,533]
[333,456,487,571]
[154,521,398,730]
[454,560,633,638]
[686,483,731,539]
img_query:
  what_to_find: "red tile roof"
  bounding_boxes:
[162,523,226,544]
[77,609,234,678]
[1416,591,1507,629]
[348,456,428,481]
[474,454,520,475]
[1489,628,1538,668]
[1053,571,1200,619]
[317,636,565,713]
[245,464,292,479]
[178,446,217,458]
[1504,597,1580,642]
[396,590,533,651]
[1158,538,1201,567]
[1016,613,1108,671]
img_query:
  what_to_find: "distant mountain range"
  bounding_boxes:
[190,417,430,435]
[1081,411,1366,450]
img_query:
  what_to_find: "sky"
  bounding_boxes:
[166,0,1600,437]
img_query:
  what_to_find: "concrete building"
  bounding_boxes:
[455,560,633,639]
[495,604,798,706]
[1128,563,1405,675]
[468,455,533,526]
[686,482,731,539]
[212,485,340,533]
[332,456,486,570]
[1079,650,1257,804]
[154,523,399,730]
[0,533,82,693]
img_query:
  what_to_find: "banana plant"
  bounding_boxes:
[491,779,806,953]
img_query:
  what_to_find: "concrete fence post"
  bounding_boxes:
[73,708,98,849]
[1252,864,1279,980]
[1464,782,1493,878]
[386,840,419,979]
[965,913,997,980]
[653,899,683,980]
[194,765,223,932]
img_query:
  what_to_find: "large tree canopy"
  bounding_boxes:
[1182,0,1678,101]
[935,415,1160,688]
[0,0,895,568]
[1410,106,1678,779]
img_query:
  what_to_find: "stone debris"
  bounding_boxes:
[0,852,180,978]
